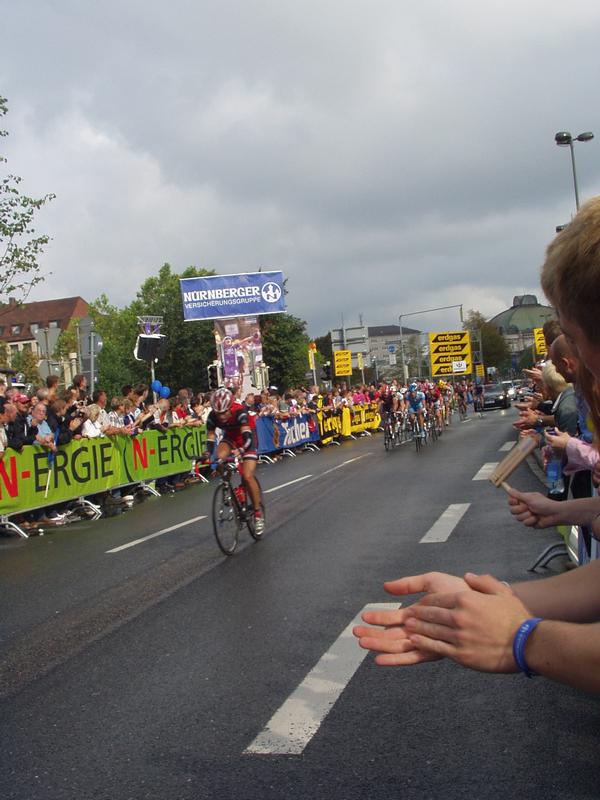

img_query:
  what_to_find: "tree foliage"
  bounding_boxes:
[128,264,216,392]
[0,96,55,304]
[90,264,217,396]
[261,312,311,390]
[10,347,41,383]
[463,309,510,371]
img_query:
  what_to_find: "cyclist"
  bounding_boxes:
[205,388,264,534]
[379,383,396,422]
[406,382,426,437]
[427,381,443,433]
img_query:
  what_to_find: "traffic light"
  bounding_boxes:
[323,362,332,380]
[207,362,221,390]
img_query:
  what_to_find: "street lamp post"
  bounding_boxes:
[398,303,463,382]
[554,130,594,212]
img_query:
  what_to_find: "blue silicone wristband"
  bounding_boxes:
[512,617,543,678]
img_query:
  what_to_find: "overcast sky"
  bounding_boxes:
[2,1,600,336]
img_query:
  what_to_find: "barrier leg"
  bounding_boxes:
[0,516,30,539]
[528,543,568,572]
[139,481,161,497]
[259,454,276,464]
[72,497,103,520]
[282,449,297,458]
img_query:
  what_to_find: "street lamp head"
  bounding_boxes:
[576,131,594,142]
[555,131,572,146]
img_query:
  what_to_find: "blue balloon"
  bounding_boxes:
[151,379,162,393]
[160,386,171,399]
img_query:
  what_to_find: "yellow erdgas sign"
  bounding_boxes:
[428,331,472,376]
[333,349,353,376]
[533,327,547,356]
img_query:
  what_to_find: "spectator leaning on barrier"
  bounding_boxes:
[354,195,600,695]
[28,402,57,452]
[47,398,83,445]
[81,404,103,438]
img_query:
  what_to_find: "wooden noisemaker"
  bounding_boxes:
[489,436,538,492]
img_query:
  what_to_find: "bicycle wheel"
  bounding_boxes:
[212,483,240,555]
[413,422,422,452]
[246,479,265,540]
[384,426,391,450]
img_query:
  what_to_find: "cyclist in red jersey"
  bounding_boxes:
[205,388,264,533]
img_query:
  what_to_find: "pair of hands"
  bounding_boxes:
[353,572,530,673]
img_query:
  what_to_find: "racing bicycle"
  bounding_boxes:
[212,457,265,555]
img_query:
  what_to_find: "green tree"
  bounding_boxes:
[313,332,332,361]
[463,309,510,372]
[0,340,8,367]
[128,263,216,392]
[89,295,146,397]
[11,347,41,384]
[0,96,55,304]
[261,312,311,389]
[54,317,81,361]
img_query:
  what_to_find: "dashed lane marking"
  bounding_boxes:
[245,603,398,755]
[320,454,371,476]
[472,462,499,480]
[106,516,207,553]
[419,503,471,543]
[499,441,515,451]
[264,475,313,494]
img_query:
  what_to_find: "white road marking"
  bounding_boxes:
[263,475,313,494]
[461,418,472,424]
[245,603,397,756]
[106,516,207,553]
[419,503,471,543]
[472,462,499,480]
[320,454,371,476]
[499,441,516,452]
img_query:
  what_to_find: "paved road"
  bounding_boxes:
[1,409,598,799]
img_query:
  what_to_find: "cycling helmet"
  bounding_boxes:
[211,387,233,413]
[409,382,418,392]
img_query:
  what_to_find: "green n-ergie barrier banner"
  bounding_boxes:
[0,426,207,516]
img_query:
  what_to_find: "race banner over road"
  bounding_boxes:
[180,272,286,321]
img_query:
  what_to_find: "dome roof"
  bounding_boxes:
[488,295,555,335]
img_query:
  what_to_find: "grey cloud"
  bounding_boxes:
[2,1,600,336]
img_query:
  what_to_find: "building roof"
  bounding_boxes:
[0,296,90,342]
[488,295,555,335]
[368,324,421,337]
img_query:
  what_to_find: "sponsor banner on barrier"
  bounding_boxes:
[0,426,207,516]
[180,272,286,321]
[341,403,381,436]
[317,408,344,444]
[256,414,320,454]
[317,403,380,443]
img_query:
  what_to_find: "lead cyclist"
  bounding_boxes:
[406,382,426,437]
[204,388,264,534]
